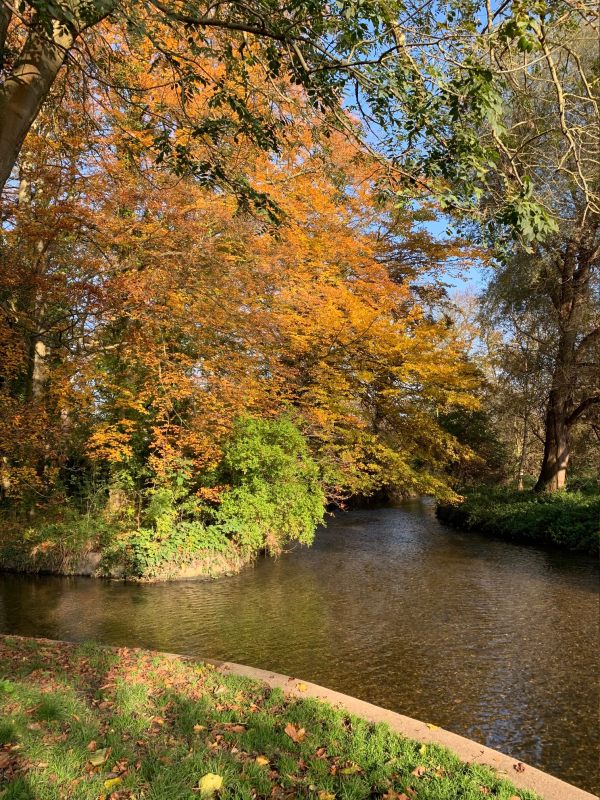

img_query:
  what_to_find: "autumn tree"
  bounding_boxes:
[0,48,480,561]
[1,0,593,255]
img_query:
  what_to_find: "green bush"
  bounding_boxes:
[212,416,326,554]
[110,520,230,578]
[437,487,600,553]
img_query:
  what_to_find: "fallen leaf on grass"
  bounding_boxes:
[418,744,427,755]
[284,723,306,743]
[411,765,426,777]
[193,724,206,733]
[198,772,223,797]
[223,724,246,733]
[340,762,362,775]
[0,752,11,769]
[255,756,269,766]
[89,748,109,767]
[103,777,122,790]
[86,740,97,752]
[317,792,336,800]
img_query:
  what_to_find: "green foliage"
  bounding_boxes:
[438,487,600,553]
[109,521,230,579]
[438,409,509,485]
[211,417,326,554]
[0,510,117,574]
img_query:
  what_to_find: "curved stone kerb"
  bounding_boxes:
[204,658,596,800]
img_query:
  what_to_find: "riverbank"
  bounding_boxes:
[437,488,599,554]
[0,636,547,800]
[0,516,252,582]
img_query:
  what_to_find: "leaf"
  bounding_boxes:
[296,683,308,692]
[89,747,109,767]
[198,773,223,797]
[426,723,440,730]
[255,756,269,766]
[104,777,122,789]
[86,740,97,752]
[224,724,246,733]
[284,722,306,742]
[318,792,336,800]
[513,762,525,773]
[411,765,426,777]
[193,724,206,733]
[340,762,362,775]
[418,744,427,755]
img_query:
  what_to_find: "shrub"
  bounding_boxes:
[211,416,326,554]
[437,487,600,553]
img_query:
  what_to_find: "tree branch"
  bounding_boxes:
[567,395,600,426]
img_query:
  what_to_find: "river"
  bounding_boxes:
[1,499,598,793]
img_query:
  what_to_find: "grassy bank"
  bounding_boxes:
[0,515,250,582]
[0,636,536,800]
[437,488,599,553]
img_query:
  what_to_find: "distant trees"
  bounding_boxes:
[459,18,600,491]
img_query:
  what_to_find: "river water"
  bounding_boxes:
[1,500,598,793]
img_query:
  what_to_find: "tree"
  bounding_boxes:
[0,64,480,528]
[1,0,593,250]
[470,20,600,491]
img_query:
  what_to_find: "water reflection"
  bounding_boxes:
[1,500,598,793]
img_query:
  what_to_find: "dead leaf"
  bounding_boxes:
[513,762,526,773]
[0,752,11,769]
[103,777,122,790]
[86,740,97,752]
[411,765,427,777]
[426,723,440,730]
[317,792,336,800]
[255,756,269,766]
[193,724,206,733]
[296,683,308,692]
[284,723,306,743]
[198,772,223,797]
[89,747,109,767]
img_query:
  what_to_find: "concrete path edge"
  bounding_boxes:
[203,658,596,800]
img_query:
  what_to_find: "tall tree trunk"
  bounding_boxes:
[0,2,115,195]
[516,414,529,491]
[534,388,570,492]
[0,23,74,194]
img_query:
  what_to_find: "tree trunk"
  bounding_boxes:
[0,23,74,194]
[534,388,570,492]
[516,414,529,491]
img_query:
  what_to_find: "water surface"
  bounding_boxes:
[1,500,598,792]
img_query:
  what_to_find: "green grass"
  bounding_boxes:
[0,636,537,800]
[437,487,599,553]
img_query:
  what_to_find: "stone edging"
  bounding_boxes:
[202,658,596,800]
